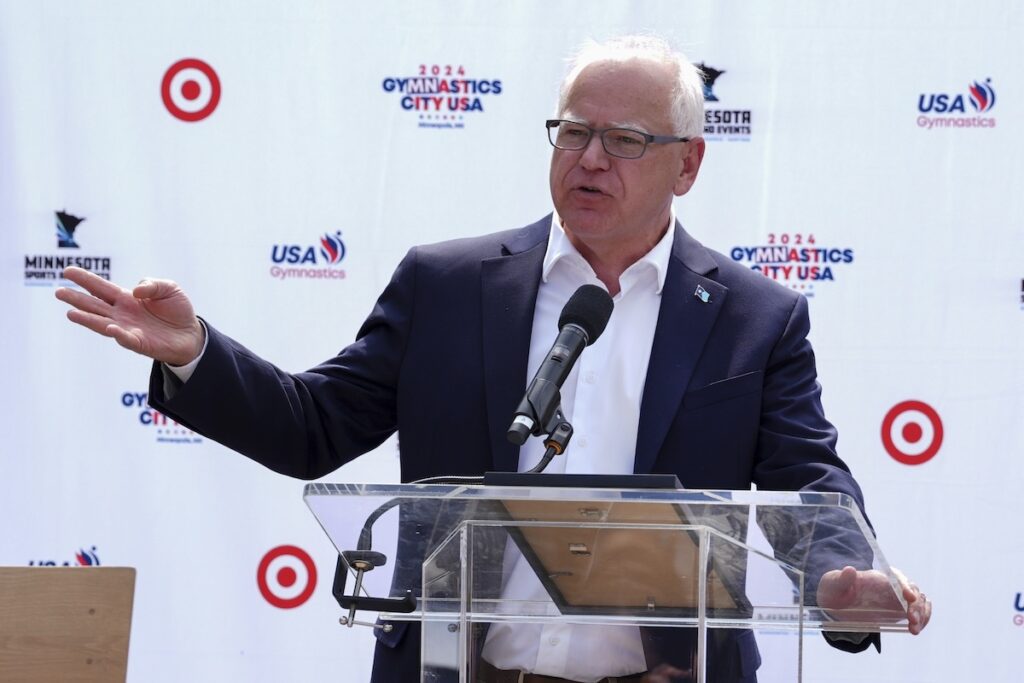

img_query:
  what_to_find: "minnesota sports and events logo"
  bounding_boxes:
[24,210,112,286]
[382,64,503,130]
[696,62,752,142]
[917,78,997,130]
[729,233,854,296]
[56,209,82,247]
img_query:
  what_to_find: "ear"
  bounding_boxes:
[672,138,706,197]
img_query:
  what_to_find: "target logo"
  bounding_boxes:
[257,545,317,609]
[161,58,221,122]
[881,400,944,465]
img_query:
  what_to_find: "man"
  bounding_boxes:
[57,35,929,682]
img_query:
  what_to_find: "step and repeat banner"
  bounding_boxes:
[1,1,1021,681]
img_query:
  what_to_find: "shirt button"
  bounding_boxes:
[584,371,596,384]
[548,636,560,646]
[577,438,588,448]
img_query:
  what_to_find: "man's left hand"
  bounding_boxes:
[817,565,932,635]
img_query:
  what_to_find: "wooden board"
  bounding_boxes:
[0,567,135,682]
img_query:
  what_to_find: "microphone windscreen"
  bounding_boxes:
[558,284,614,345]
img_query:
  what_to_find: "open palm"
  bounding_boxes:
[56,266,204,366]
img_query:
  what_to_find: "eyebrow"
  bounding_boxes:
[561,112,649,132]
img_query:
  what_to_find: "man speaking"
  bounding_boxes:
[57,34,929,682]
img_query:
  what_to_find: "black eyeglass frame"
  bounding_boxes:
[545,119,691,159]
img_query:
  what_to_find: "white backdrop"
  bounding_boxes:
[2,1,1022,681]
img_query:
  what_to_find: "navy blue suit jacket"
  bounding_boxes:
[150,215,876,681]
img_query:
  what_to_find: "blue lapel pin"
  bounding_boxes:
[694,284,712,304]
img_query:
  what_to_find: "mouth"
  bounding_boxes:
[576,185,607,195]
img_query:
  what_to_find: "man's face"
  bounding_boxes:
[549,59,704,261]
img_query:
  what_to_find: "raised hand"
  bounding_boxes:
[55,266,205,366]
[817,565,932,635]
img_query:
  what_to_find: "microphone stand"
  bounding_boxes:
[333,399,575,629]
[525,401,574,474]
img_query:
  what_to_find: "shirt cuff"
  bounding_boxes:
[161,319,209,396]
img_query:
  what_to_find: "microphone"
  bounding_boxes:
[506,284,614,446]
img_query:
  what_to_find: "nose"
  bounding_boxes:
[578,132,611,171]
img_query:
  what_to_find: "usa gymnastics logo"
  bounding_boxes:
[881,400,943,466]
[269,231,347,281]
[382,64,503,130]
[696,63,752,142]
[29,546,101,567]
[917,78,997,130]
[1014,592,1024,627]
[258,545,317,609]
[121,390,202,444]
[24,209,113,286]
[729,233,854,296]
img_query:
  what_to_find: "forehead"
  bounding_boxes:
[562,59,676,129]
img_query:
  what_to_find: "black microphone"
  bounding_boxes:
[506,284,614,446]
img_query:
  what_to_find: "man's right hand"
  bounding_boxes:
[56,266,205,367]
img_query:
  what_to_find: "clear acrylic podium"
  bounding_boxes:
[305,480,908,682]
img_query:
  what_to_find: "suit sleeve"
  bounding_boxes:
[752,293,881,653]
[147,248,420,480]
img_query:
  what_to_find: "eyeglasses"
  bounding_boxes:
[545,119,690,159]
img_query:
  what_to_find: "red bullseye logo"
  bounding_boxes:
[257,545,317,609]
[161,58,221,122]
[881,400,943,465]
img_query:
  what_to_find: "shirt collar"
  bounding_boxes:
[543,209,675,294]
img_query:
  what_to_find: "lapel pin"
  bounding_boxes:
[694,285,712,304]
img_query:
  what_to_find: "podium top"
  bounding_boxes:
[304,481,906,632]
[305,480,865,509]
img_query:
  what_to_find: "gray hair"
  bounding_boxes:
[557,35,705,139]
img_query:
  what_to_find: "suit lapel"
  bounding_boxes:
[634,224,728,474]
[481,218,549,473]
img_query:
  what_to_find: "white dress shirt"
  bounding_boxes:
[481,213,674,681]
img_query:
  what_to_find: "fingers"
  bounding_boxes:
[133,278,180,300]
[66,309,120,338]
[891,566,931,635]
[891,566,911,592]
[61,266,177,305]
[816,566,860,610]
[891,566,918,604]
[61,266,124,305]
[915,592,933,634]
[907,590,931,634]
[55,285,114,318]
[831,566,859,597]
[66,310,145,354]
